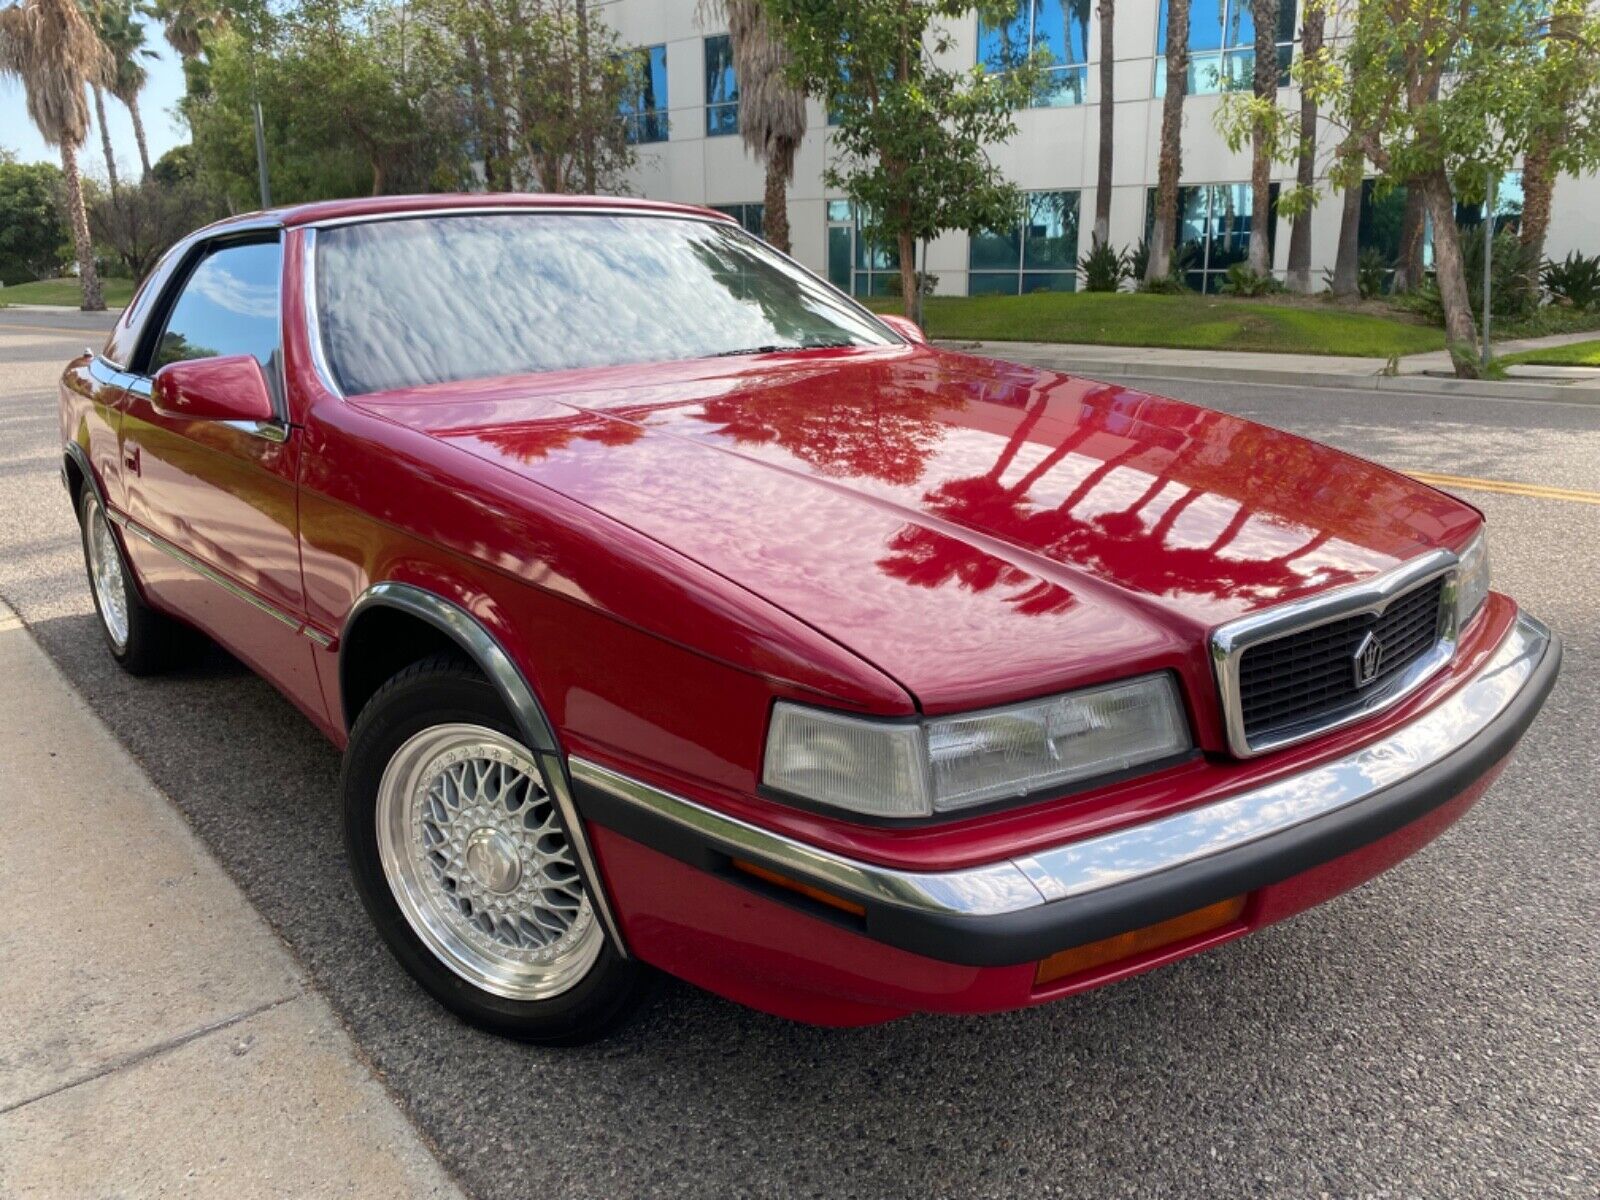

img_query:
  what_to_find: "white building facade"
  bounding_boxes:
[600,0,1600,298]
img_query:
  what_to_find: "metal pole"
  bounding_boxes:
[1481,172,1495,370]
[253,98,272,209]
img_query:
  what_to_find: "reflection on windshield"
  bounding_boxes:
[316,213,896,395]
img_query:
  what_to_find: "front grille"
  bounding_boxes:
[1237,577,1447,743]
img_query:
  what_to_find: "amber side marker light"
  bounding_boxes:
[731,858,868,917]
[1034,895,1247,987]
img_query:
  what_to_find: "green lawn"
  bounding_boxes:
[0,277,135,307]
[1497,338,1600,368]
[871,291,1447,358]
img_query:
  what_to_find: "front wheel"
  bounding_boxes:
[341,655,647,1043]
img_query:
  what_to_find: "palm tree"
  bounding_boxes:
[1092,0,1113,249]
[1146,0,1190,282]
[1246,0,1279,277]
[701,0,807,253]
[0,0,111,309]
[96,0,158,178]
[149,0,220,63]
[1285,2,1324,292]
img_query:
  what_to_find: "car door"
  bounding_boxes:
[117,234,323,719]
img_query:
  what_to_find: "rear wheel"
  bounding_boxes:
[341,655,646,1042]
[78,488,186,675]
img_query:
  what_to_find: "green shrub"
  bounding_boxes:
[1357,248,1390,299]
[1128,238,1150,281]
[1133,239,1196,293]
[1459,225,1540,319]
[1218,263,1283,296]
[1078,240,1129,292]
[1543,251,1600,311]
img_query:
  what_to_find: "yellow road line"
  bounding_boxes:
[1408,470,1600,506]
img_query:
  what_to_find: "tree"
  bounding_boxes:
[87,174,221,276]
[0,155,69,282]
[1247,0,1278,277]
[1284,1,1323,292]
[1146,0,1189,282]
[425,0,636,193]
[766,0,1040,316]
[150,0,223,61]
[1329,141,1361,298]
[1519,6,1600,291]
[0,0,111,309]
[96,0,160,178]
[1091,0,1113,248]
[703,0,807,253]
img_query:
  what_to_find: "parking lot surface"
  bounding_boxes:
[1,310,1596,1199]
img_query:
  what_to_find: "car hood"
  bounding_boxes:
[355,346,1480,712]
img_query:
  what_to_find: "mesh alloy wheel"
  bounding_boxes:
[374,723,603,1000]
[82,491,130,650]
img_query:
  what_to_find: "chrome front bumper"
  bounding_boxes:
[571,612,1559,966]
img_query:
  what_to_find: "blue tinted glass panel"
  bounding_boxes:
[1037,64,1087,105]
[1160,0,1226,53]
[705,35,738,135]
[1023,191,1079,269]
[828,225,851,288]
[1022,271,1076,292]
[969,225,1021,272]
[977,1,1030,72]
[152,240,281,374]
[1033,0,1088,66]
[969,272,1019,295]
[621,45,669,143]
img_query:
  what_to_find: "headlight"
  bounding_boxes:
[763,674,1191,819]
[1454,529,1490,629]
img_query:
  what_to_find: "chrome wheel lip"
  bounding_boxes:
[84,493,130,650]
[375,723,603,1001]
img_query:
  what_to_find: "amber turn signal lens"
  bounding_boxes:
[731,858,867,917]
[1033,895,1247,987]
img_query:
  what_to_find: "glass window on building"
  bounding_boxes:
[978,0,1091,107]
[621,45,668,144]
[1420,170,1523,269]
[826,200,900,297]
[969,191,1081,294]
[1155,0,1296,97]
[711,203,766,240]
[1144,183,1278,293]
[705,35,739,136]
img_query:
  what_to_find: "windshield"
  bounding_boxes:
[313,212,898,396]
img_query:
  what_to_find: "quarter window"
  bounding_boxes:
[978,0,1090,107]
[148,239,281,376]
[621,45,669,144]
[969,191,1081,294]
[705,35,738,136]
[1155,0,1296,96]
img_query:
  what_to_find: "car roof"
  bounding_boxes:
[192,193,737,236]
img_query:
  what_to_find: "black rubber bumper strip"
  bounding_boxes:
[573,629,1561,968]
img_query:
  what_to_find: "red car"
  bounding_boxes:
[60,194,1560,1043]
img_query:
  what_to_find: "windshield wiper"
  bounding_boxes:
[711,344,799,357]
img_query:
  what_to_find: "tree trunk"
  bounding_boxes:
[60,143,105,312]
[1093,0,1114,248]
[92,86,120,193]
[576,0,596,193]
[463,31,499,190]
[1519,132,1558,293]
[762,139,795,255]
[897,228,917,319]
[1285,5,1322,293]
[1330,151,1362,298]
[126,97,152,179]
[1147,0,1190,282]
[1247,0,1278,277]
[1393,183,1425,292]
[1418,169,1480,369]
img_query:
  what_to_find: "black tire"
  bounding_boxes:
[77,487,188,676]
[341,654,648,1044]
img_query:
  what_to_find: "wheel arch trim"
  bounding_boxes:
[340,581,628,957]
[62,441,104,511]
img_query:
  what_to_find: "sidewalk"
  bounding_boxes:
[0,601,465,1199]
[940,329,1600,402]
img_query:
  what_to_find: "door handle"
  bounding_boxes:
[123,445,141,475]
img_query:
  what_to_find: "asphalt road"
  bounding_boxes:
[2,308,1596,1199]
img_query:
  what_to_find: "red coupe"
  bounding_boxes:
[59,194,1560,1042]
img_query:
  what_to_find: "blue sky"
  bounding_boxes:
[2,36,189,173]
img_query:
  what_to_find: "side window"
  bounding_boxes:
[148,239,282,377]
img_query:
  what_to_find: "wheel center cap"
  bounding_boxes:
[464,827,522,894]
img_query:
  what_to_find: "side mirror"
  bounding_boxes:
[878,313,927,344]
[151,355,276,424]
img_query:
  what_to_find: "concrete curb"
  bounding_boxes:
[937,343,1600,404]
